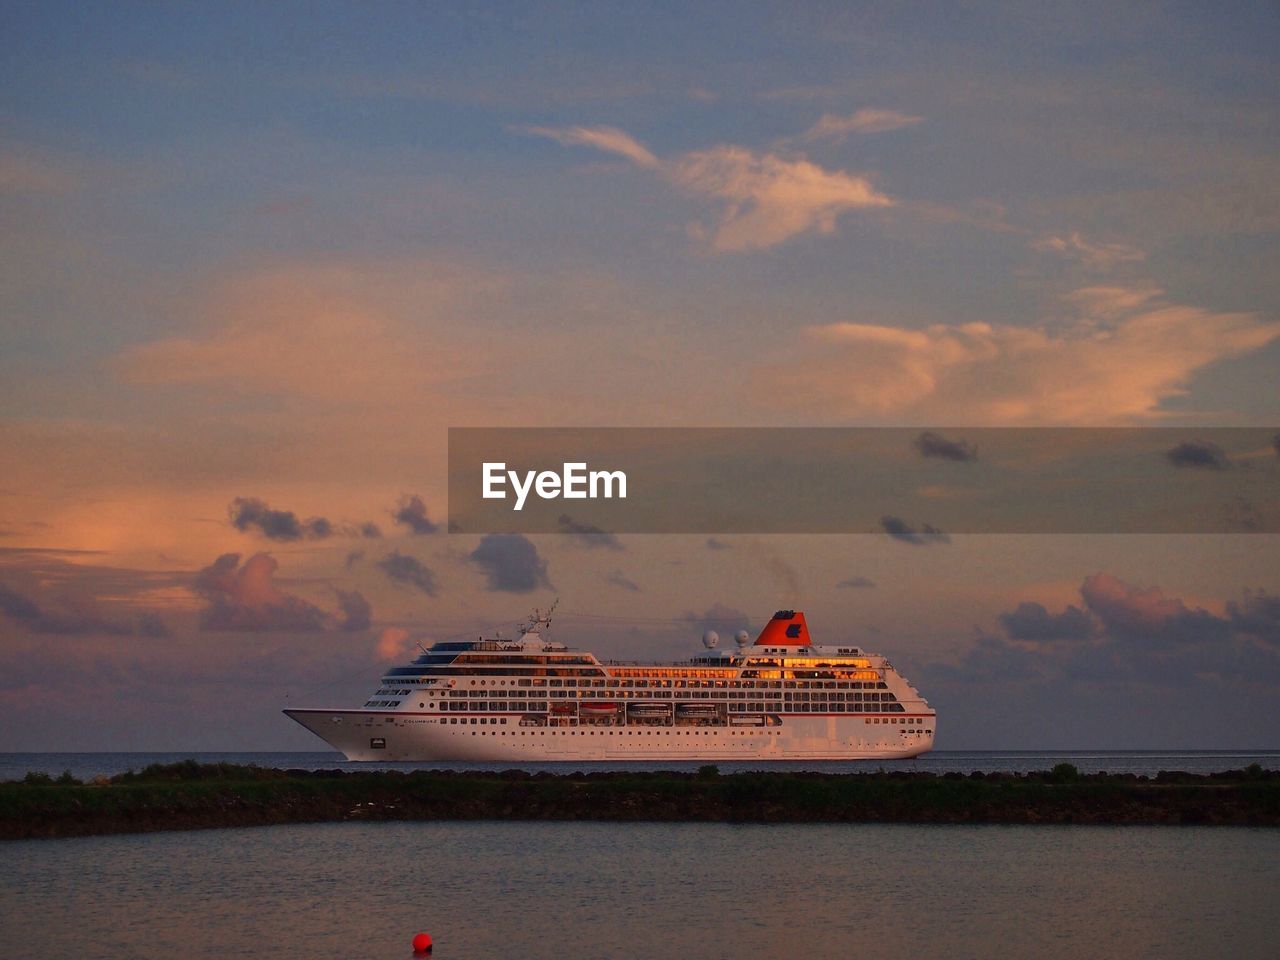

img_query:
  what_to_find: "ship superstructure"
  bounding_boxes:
[284,608,936,761]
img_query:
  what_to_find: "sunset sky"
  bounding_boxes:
[2,3,1278,750]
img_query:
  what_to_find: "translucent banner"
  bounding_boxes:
[448,428,1280,534]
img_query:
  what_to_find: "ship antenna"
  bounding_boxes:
[520,598,560,636]
[417,641,430,655]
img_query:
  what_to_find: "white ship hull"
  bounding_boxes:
[285,708,935,762]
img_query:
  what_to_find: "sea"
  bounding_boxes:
[3,751,1278,960]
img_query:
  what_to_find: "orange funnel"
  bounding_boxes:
[754,610,811,646]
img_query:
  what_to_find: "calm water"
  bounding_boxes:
[2,749,1277,782]
[1,821,1276,960]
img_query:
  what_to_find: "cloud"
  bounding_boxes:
[1061,286,1163,319]
[880,515,950,546]
[931,575,1280,704]
[194,553,331,633]
[136,612,170,637]
[523,123,894,251]
[556,514,624,550]
[0,580,137,636]
[392,494,438,535]
[999,601,1092,642]
[763,288,1280,423]
[0,582,40,621]
[681,603,752,636]
[0,551,187,637]
[836,576,877,589]
[335,589,372,632]
[759,85,838,102]
[229,497,333,541]
[1034,232,1146,271]
[914,430,978,462]
[1165,440,1230,470]
[1078,573,1229,644]
[0,152,81,194]
[673,146,894,251]
[344,550,365,570]
[374,627,414,663]
[521,124,660,168]
[1228,591,1280,646]
[468,534,551,593]
[799,108,923,142]
[989,573,1243,654]
[376,550,437,596]
[358,522,383,539]
[114,264,480,403]
[705,537,731,550]
[604,569,640,592]
[736,542,802,606]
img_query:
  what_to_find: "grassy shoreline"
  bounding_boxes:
[3,761,1278,840]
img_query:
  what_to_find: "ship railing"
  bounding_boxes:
[599,658,740,667]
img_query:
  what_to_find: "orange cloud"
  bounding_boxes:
[1080,573,1187,631]
[799,108,923,142]
[522,124,894,251]
[195,552,368,633]
[374,626,412,662]
[115,266,473,402]
[673,146,893,251]
[520,124,660,168]
[1034,232,1146,271]
[759,287,1279,424]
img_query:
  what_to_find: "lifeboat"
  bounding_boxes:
[676,703,719,717]
[580,702,619,713]
[627,702,672,717]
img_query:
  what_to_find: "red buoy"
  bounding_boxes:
[412,931,433,953]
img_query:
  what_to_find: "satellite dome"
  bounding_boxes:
[702,630,720,649]
[735,629,751,647]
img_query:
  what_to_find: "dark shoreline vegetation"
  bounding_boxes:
[3,761,1278,840]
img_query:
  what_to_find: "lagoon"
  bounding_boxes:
[2,820,1276,960]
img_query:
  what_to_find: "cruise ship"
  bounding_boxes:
[284,608,936,761]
